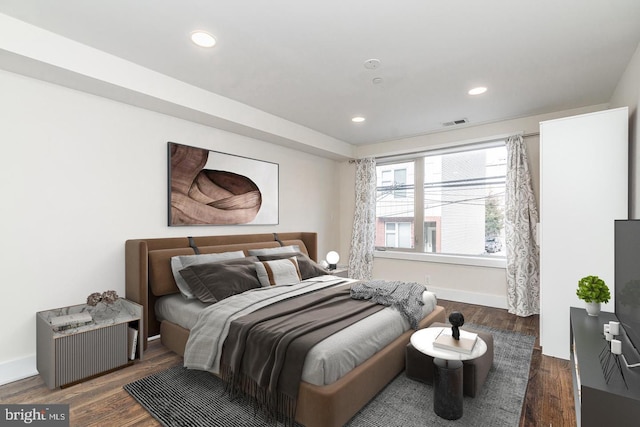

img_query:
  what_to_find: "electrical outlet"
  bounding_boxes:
[425,275,431,285]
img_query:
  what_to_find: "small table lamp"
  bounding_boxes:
[326,251,340,270]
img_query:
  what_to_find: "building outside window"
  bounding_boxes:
[385,221,412,247]
[375,143,506,257]
[376,161,415,249]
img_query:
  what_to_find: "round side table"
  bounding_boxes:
[410,326,487,420]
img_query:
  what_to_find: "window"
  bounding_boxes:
[385,222,412,247]
[380,168,407,198]
[393,168,407,198]
[376,161,415,248]
[375,143,506,258]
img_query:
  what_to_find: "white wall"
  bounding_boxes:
[0,69,340,383]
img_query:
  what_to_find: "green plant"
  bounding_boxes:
[485,192,504,238]
[576,275,610,303]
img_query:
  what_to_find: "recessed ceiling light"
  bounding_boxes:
[352,116,366,123]
[191,31,216,48]
[468,86,487,95]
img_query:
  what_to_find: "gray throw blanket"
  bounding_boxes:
[220,284,385,425]
[350,280,425,329]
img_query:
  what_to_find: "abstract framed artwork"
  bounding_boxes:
[168,142,279,226]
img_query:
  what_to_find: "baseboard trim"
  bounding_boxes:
[0,355,37,386]
[429,286,508,310]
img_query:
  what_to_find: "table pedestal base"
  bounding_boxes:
[433,358,463,420]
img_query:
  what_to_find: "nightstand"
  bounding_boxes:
[36,298,143,388]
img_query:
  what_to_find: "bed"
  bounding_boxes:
[125,232,445,427]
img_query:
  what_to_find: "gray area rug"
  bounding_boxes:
[124,324,534,426]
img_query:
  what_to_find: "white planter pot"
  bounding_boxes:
[585,302,601,317]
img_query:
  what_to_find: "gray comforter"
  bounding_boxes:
[184,277,347,374]
[183,276,438,385]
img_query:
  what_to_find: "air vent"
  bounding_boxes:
[442,118,469,127]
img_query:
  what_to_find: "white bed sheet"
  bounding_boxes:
[155,277,437,386]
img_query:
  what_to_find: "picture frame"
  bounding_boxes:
[168,142,279,226]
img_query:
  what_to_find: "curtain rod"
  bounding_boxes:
[349,131,541,162]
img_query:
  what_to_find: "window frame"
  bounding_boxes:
[373,140,507,269]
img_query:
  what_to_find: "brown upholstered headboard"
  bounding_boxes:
[125,232,318,347]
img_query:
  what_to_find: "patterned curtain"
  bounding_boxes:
[505,135,540,316]
[348,158,377,280]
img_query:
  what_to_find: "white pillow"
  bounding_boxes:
[247,245,300,256]
[255,257,302,286]
[171,251,245,299]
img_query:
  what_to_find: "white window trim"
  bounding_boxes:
[374,249,506,269]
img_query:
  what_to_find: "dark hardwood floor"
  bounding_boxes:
[0,300,575,426]
[438,300,576,427]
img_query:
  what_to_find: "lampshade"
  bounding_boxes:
[326,251,340,269]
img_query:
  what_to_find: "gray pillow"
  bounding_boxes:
[178,256,261,304]
[257,252,329,280]
[171,250,245,299]
[247,245,300,256]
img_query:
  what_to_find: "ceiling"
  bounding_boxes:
[1,0,639,146]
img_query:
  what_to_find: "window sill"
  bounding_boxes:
[374,250,506,269]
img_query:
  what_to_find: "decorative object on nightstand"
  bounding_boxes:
[86,290,121,321]
[326,251,340,270]
[449,311,464,340]
[433,312,478,354]
[37,298,143,389]
[48,312,93,332]
[576,275,610,316]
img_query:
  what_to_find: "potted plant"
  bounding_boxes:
[576,275,610,316]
